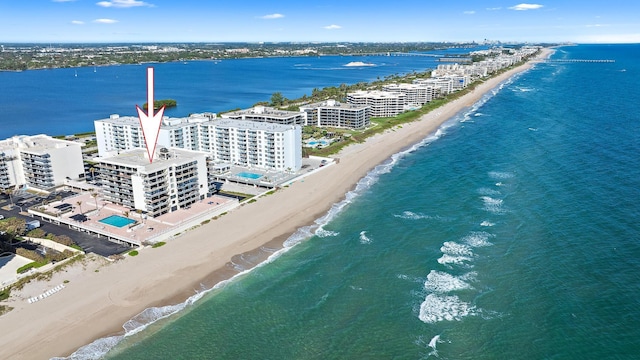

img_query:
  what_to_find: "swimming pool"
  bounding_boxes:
[236,172,262,180]
[99,215,136,228]
[306,140,330,147]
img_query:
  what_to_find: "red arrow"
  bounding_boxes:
[136,67,165,164]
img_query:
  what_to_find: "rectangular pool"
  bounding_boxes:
[99,215,136,228]
[236,172,262,180]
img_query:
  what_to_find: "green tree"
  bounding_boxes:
[270,92,285,107]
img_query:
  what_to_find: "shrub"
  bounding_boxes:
[26,228,46,238]
[16,248,44,263]
[151,242,166,248]
[128,250,139,256]
[52,235,74,247]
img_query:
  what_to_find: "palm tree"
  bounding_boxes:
[76,200,83,214]
[90,189,99,211]
[123,210,130,218]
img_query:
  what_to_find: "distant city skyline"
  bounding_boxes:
[0,0,638,43]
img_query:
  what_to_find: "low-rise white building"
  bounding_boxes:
[221,106,307,126]
[0,135,84,191]
[299,99,370,129]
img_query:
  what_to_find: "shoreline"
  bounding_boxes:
[0,49,552,360]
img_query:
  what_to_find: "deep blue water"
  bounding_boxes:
[0,49,481,139]
[52,44,640,359]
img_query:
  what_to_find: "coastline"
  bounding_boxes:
[0,49,552,360]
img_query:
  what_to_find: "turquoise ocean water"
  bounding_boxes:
[60,44,640,359]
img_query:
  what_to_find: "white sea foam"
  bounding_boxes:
[440,241,473,257]
[481,196,505,214]
[477,187,501,196]
[315,228,339,238]
[359,231,371,244]
[424,270,474,293]
[394,211,449,221]
[480,220,495,227]
[437,254,474,267]
[419,294,476,323]
[462,232,494,247]
[488,171,514,180]
[495,182,504,187]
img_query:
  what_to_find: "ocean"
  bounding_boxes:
[40,44,640,359]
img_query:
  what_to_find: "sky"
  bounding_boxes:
[0,0,639,43]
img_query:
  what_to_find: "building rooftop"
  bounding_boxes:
[98,147,207,173]
[301,99,369,110]
[0,134,82,154]
[222,106,304,119]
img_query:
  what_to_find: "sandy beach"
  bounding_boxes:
[0,49,551,359]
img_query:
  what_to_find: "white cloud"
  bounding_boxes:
[463,10,476,15]
[71,20,85,25]
[324,24,341,30]
[93,18,119,24]
[586,24,608,28]
[53,0,77,2]
[486,7,502,10]
[509,3,543,11]
[260,13,284,19]
[576,33,640,43]
[96,0,153,8]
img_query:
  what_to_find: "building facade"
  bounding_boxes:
[95,114,302,171]
[97,147,209,217]
[381,83,439,107]
[0,135,84,191]
[299,100,370,129]
[346,90,407,118]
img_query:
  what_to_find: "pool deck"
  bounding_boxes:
[28,193,239,247]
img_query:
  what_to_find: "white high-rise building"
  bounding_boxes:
[94,114,302,171]
[0,135,84,191]
[97,147,209,217]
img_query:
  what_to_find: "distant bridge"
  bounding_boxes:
[543,59,615,63]
[340,52,442,57]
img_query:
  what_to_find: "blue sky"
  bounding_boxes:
[0,0,638,43]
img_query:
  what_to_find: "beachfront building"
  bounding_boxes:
[95,114,302,171]
[346,90,407,118]
[382,83,439,107]
[221,106,307,126]
[0,135,84,191]
[97,147,209,217]
[202,119,302,171]
[299,99,370,129]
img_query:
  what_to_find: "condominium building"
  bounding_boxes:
[0,135,84,191]
[299,99,370,129]
[97,147,208,217]
[346,90,407,118]
[221,106,307,126]
[95,114,302,171]
[382,83,439,106]
[413,78,455,95]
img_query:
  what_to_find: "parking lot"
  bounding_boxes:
[0,192,131,257]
